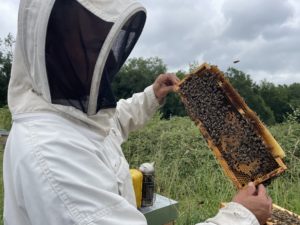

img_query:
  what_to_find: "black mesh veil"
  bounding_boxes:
[97,10,146,111]
[45,0,146,113]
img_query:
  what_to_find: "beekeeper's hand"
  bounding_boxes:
[153,73,180,104]
[233,182,272,225]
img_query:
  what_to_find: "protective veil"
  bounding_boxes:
[7,0,147,135]
[3,0,260,225]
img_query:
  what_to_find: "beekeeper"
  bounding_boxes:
[3,0,272,225]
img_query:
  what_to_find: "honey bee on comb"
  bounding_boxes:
[267,206,300,225]
[221,203,300,224]
[177,63,287,189]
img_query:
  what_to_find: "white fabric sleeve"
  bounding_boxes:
[114,85,161,141]
[195,202,260,225]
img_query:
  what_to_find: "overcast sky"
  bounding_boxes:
[1,0,300,84]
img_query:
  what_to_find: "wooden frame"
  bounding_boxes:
[177,63,287,189]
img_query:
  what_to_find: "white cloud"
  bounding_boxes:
[0,1,19,39]
[1,0,300,84]
[132,0,300,84]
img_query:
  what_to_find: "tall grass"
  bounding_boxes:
[122,115,300,224]
[0,111,299,225]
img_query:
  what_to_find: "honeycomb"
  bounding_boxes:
[267,205,300,225]
[221,203,300,224]
[178,63,287,189]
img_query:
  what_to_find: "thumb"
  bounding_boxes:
[246,182,257,195]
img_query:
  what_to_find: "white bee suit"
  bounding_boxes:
[3,0,259,225]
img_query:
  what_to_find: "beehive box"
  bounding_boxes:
[177,63,287,189]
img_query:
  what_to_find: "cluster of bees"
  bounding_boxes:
[179,63,299,224]
[179,69,280,186]
[267,208,300,225]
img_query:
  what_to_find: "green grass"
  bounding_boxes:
[0,113,299,225]
[122,115,300,224]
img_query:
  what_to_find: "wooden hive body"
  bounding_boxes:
[178,63,287,189]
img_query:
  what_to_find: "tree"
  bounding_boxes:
[0,34,14,107]
[287,83,300,109]
[226,68,276,125]
[112,57,167,99]
[259,81,292,123]
[112,58,188,119]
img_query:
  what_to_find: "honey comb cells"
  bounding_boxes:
[267,208,300,225]
[178,63,287,188]
[221,203,300,225]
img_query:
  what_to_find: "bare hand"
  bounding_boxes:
[153,73,180,104]
[233,182,272,225]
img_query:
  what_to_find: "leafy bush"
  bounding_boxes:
[285,107,300,124]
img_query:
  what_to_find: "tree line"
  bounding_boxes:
[1,34,299,125]
[112,58,300,125]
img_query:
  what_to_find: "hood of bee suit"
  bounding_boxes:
[8,0,146,134]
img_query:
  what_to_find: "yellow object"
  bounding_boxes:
[130,169,143,208]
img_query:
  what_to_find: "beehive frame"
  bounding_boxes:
[267,204,300,225]
[221,203,300,224]
[177,63,287,189]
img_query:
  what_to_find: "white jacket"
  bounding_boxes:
[4,87,259,225]
[4,86,260,225]
[3,0,259,224]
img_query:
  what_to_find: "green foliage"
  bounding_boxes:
[285,107,300,124]
[226,68,276,125]
[287,83,300,109]
[0,106,11,130]
[122,117,300,224]
[0,34,14,107]
[123,116,235,223]
[268,123,300,208]
[0,33,298,125]
[259,81,293,123]
[225,68,299,125]
[112,57,167,99]
[112,58,187,119]
[0,115,299,225]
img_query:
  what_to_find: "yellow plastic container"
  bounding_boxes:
[130,169,143,208]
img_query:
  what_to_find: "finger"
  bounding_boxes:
[165,74,180,84]
[157,74,175,86]
[268,196,273,212]
[246,182,257,195]
[257,184,267,197]
[169,73,180,82]
[160,85,175,95]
